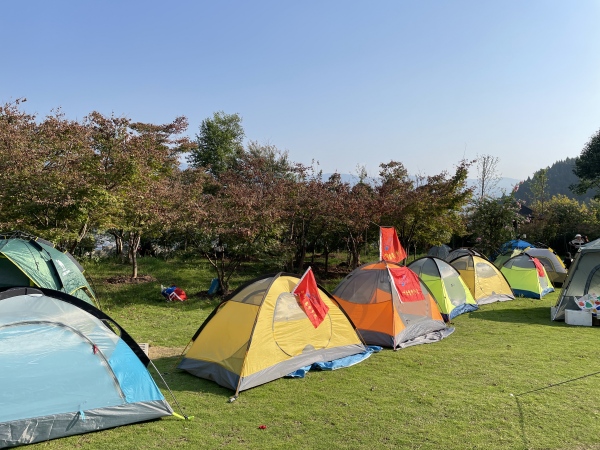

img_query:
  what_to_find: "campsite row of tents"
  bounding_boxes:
[0,231,595,447]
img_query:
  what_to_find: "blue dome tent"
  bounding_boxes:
[0,287,172,447]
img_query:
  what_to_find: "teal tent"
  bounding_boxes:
[0,234,97,307]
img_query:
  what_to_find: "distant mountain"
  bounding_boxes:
[514,157,594,203]
[322,173,521,198]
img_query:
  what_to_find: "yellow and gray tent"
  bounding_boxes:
[408,256,478,321]
[0,235,97,307]
[178,273,369,397]
[449,254,514,305]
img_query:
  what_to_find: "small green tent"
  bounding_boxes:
[408,256,478,321]
[500,254,554,299]
[0,234,97,306]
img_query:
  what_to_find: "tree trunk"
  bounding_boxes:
[128,232,141,279]
[69,219,89,254]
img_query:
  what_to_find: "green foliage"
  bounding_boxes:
[467,194,521,256]
[188,111,245,176]
[516,157,594,204]
[572,128,600,198]
[378,160,474,252]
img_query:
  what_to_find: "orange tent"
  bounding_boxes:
[332,261,453,349]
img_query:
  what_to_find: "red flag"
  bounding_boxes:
[531,257,545,277]
[389,267,425,302]
[380,227,406,263]
[292,267,329,328]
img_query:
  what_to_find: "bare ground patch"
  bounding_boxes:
[148,345,186,359]
[106,274,157,284]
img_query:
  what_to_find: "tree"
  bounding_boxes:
[572,128,600,198]
[530,168,550,217]
[475,154,501,199]
[376,160,474,258]
[184,146,295,294]
[187,111,245,177]
[0,101,102,248]
[86,112,192,278]
[467,194,522,257]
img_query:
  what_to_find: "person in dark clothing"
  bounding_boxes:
[563,252,573,270]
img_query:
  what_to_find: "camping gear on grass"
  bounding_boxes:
[0,233,97,307]
[332,261,454,349]
[161,284,187,301]
[408,256,478,321]
[178,272,370,398]
[0,287,172,448]
[449,253,514,305]
[500,254,554,299]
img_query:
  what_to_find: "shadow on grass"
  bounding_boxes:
[464,305,565,327]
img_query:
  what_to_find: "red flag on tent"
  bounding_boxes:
[292,267,329,328]
[389,267,425,302]
[380,227,407,263]
[531,257,545,277]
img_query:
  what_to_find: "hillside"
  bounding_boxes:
[514,157,595,203]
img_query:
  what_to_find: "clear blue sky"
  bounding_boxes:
[2,1,599,181]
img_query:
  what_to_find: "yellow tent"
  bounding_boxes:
[450,254,514,305]
[178,273,368,398]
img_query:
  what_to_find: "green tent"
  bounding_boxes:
[500,253,554,299]
[408,256,478,321]
[0,236,97,306]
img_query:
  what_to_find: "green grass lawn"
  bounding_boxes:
[29,256,600,449]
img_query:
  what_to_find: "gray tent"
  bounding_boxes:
[427,244,451,260]
[553,238,600,321]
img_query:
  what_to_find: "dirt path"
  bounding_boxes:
[148,346,186,359]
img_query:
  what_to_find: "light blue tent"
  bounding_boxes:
[0,287,172,447]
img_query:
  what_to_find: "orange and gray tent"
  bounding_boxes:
[178,273,369,397]
[0,287,172,448]
[500,253,554,299]
[332,261,454,349]
[408,256,478,321]
[449,254,514,305]
[0,233,97,307]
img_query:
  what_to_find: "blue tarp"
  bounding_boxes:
[286,346,382,378]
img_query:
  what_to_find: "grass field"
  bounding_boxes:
[28,255,600,449]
